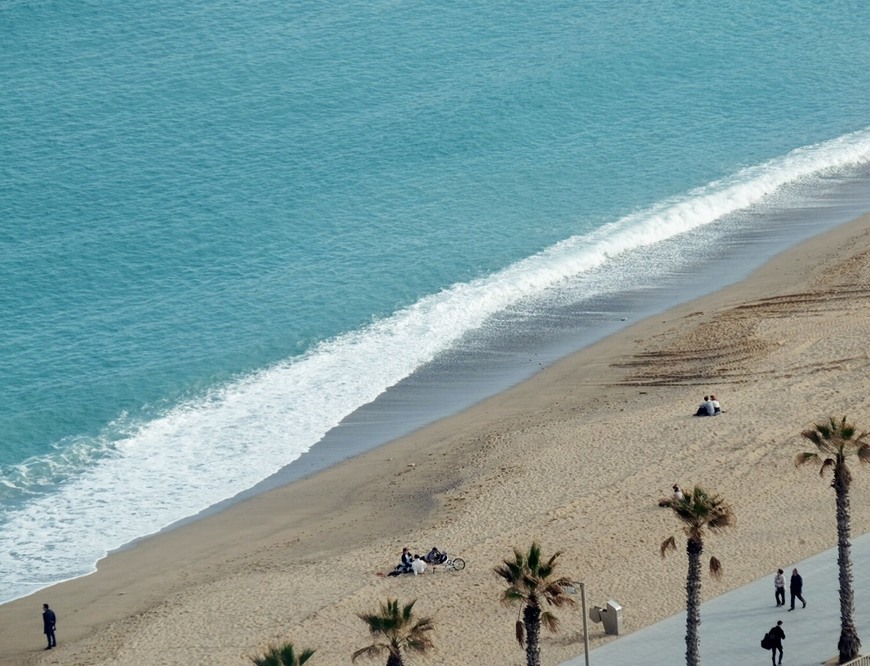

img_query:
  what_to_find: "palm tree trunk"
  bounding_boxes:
[386,652,404,666]
[685,537,703,666]
[523,603,541,666]
[834,465,861,663]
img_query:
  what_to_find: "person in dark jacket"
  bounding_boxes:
[789,568,806,611]
[42,603,57,649]
[387,547,415,576]
[768,620,785,666]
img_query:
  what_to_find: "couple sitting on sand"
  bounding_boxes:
[694,394,722,416]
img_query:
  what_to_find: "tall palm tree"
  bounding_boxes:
[660,486,735,666]
[249,641,315,666]
[352,598,435,666]
[494,542,577,666]
[797,416,870,664]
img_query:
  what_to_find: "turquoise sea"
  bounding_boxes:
[2,0,869,603]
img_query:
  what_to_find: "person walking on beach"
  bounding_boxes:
[774,568,785,607]
[42,603,56,650]
[768,620,785,665]
[789,568,806,611]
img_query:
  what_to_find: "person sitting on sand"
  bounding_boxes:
[659,484,684,507]
[387,547,415,576]
[710,394,721,414]
[411,555,426,575]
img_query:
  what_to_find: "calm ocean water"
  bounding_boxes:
[1,0,869,603]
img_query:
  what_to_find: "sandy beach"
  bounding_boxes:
[2,214,869,666]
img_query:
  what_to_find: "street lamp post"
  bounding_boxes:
[579,581,590,666]
[564,580,590,666]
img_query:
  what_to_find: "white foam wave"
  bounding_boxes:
[2,127,869,602]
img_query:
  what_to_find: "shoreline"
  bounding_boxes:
[110,174,870,552]
[2,213,870,665]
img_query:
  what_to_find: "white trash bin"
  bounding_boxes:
[599,599,622,635]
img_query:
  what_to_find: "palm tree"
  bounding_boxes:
[352,598,435,666]
[660,486,735,666]
[494,541,577,666]
[797,416,870,663]
[249,641,315,666]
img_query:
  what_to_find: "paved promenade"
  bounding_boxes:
[562,532,870,666]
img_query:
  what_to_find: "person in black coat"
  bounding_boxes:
[387,547,415,576]
[768,620,785,666]
[789,568,806,611]
[42,603,57,649]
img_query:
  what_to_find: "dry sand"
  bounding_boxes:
[2,215,870,666]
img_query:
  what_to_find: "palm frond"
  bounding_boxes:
[660,535,677,557]
[841,463,852,485]
[543,580,579,608]
[500,588,526,606]
[795,451,819,467]
[709,556,723,579]
[817,418,835,439]
[249,651,280,666]
[707,510,735,533]
[515,620,525,646]
[494,560,524,584]
[537,563,554,579]
[836,416,854,439]
[820,458,835,476]
[351,644,384,663]
[412,617,436,635]
[527,542,542,571]
[541,611,561,633]
[250,642,316,666]
[401,600,415,623]
[857,443,870,463]
[283,644,304,666]
[801,428,824,448]
[406,634,436,654]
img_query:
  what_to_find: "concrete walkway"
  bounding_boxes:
[562,532,870,666]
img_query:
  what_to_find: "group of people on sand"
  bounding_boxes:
[386,546,447,576]
[693,393,722,416]
[765,568,806,665]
